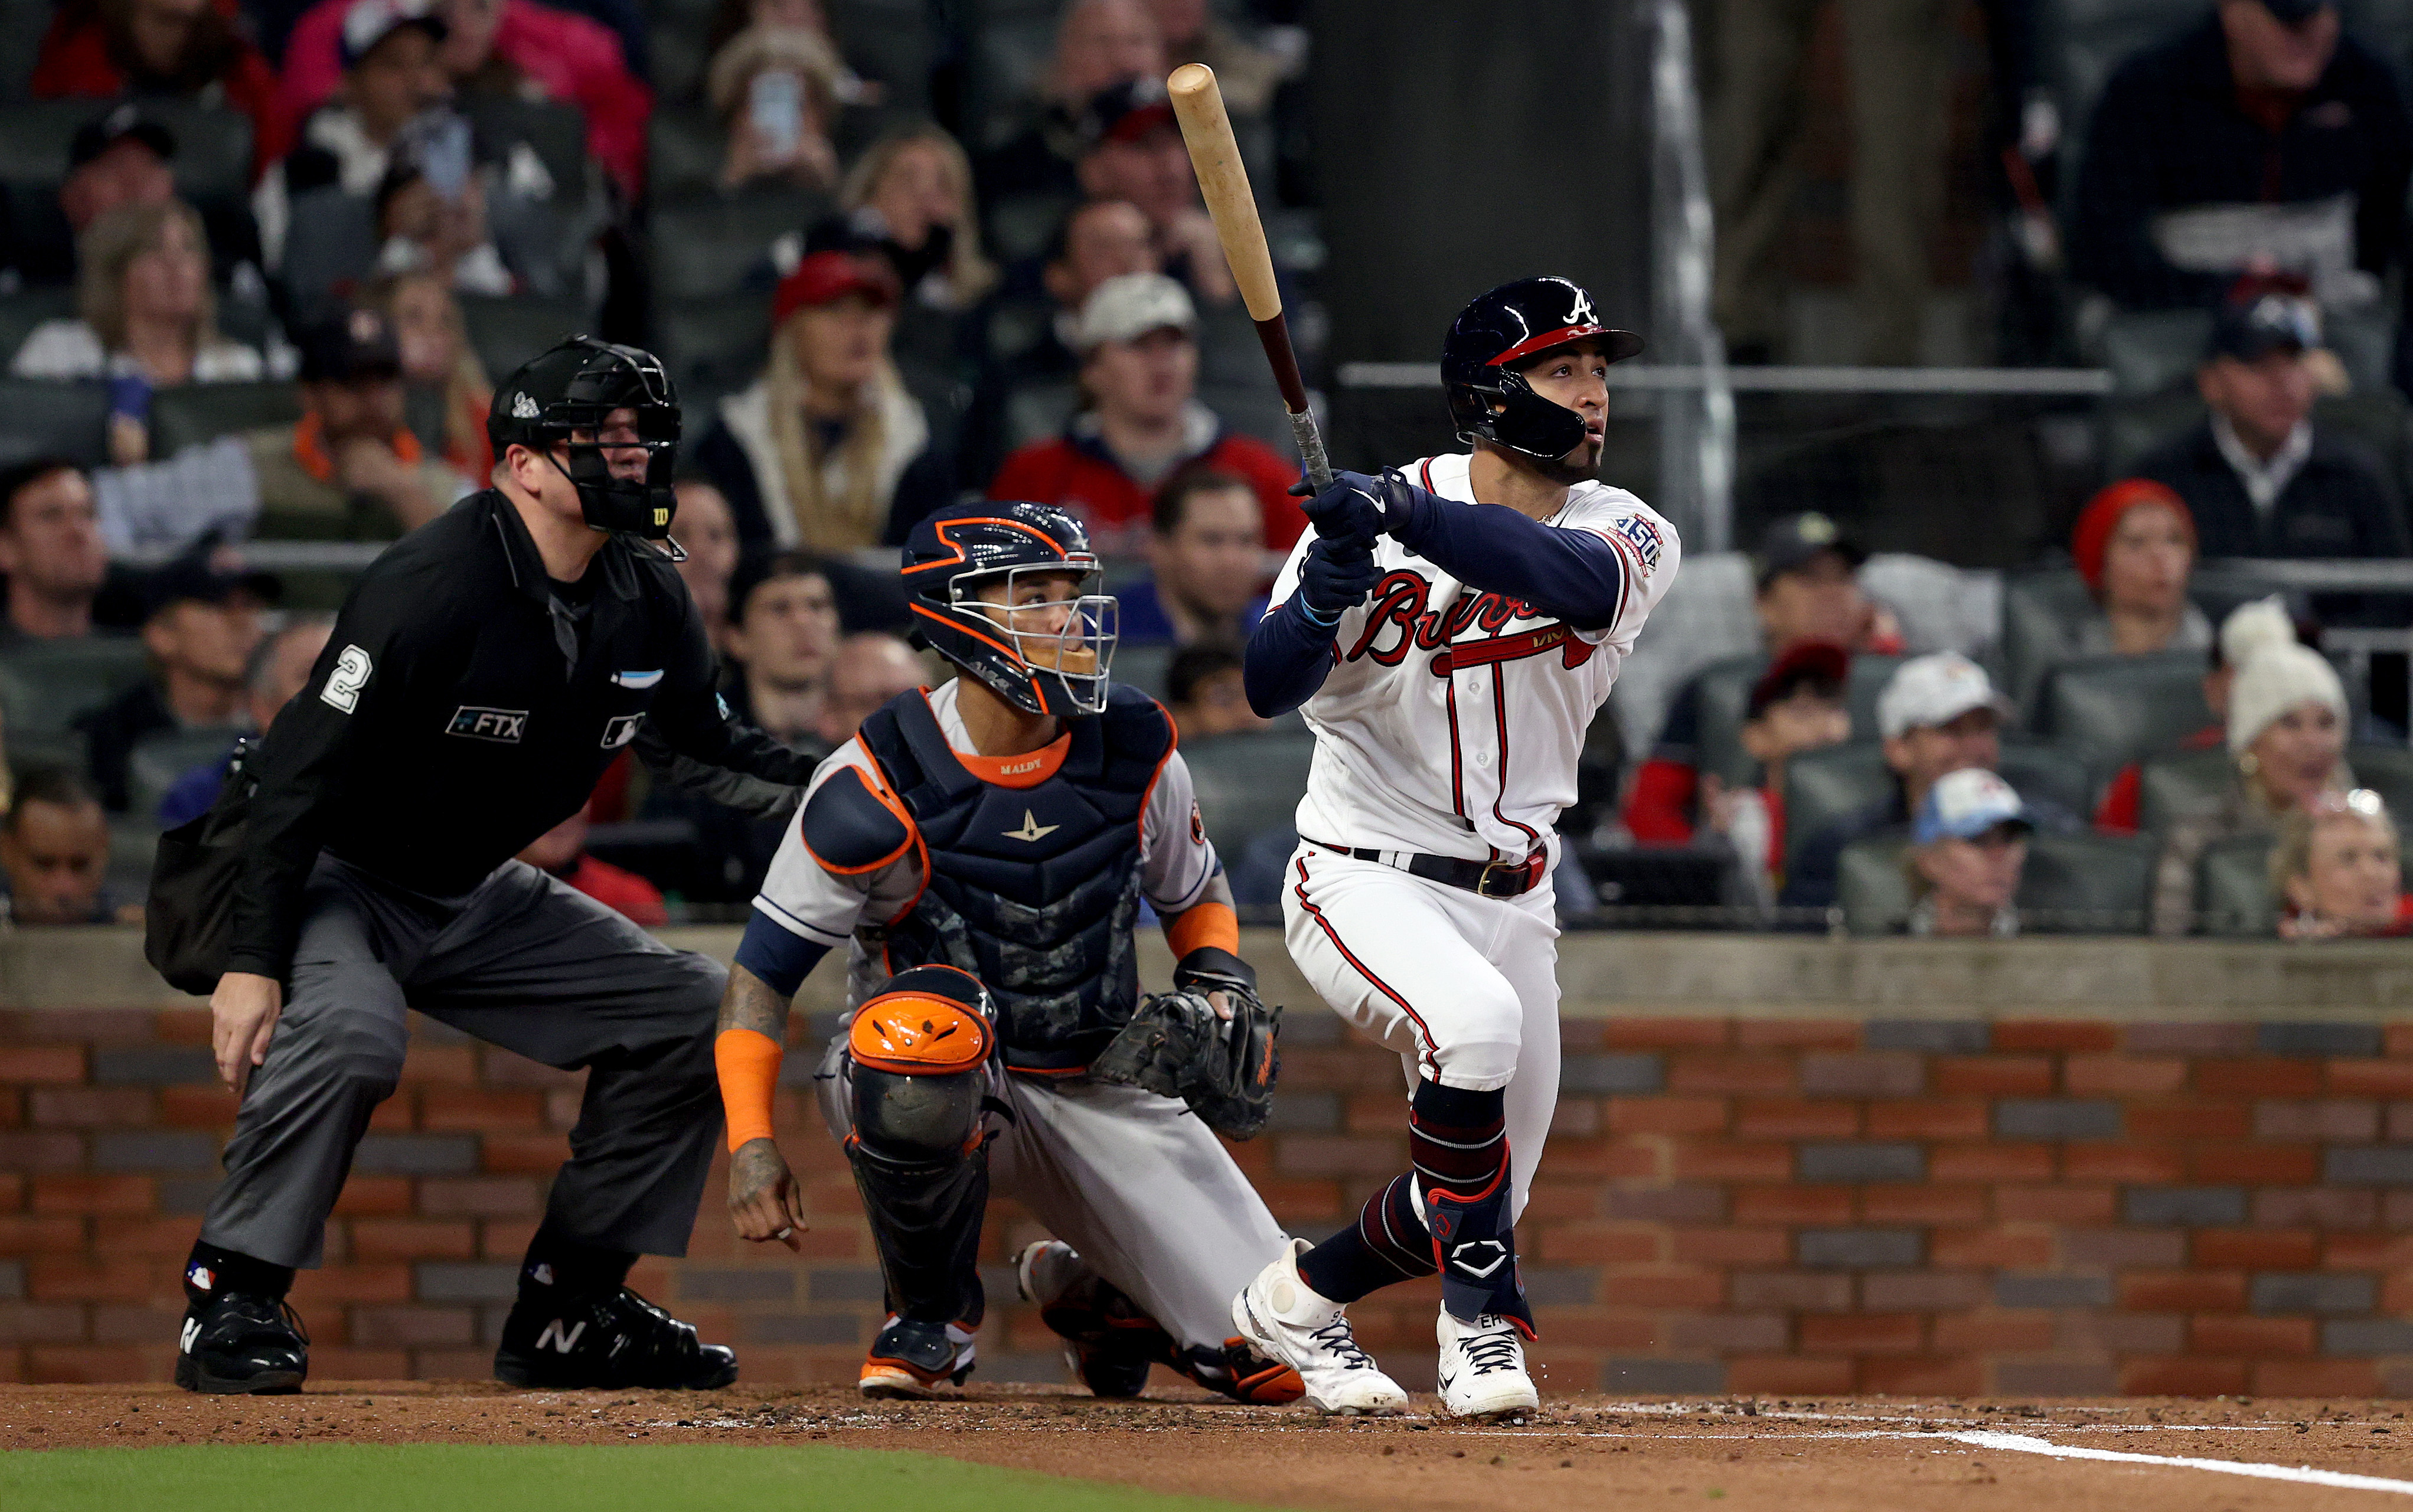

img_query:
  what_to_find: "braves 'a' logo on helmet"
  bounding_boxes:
[1442,276,1641,463]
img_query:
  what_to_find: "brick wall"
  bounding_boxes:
[9,993,2413,1396]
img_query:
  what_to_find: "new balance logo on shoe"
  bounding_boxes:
[179,1317,201,1353]
[534,1318,586,1354]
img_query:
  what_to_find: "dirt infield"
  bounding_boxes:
[9,1384,2413,1510]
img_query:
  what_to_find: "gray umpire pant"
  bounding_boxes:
[200,855,726,1270]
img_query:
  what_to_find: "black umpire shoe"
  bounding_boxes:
[175,1291,308,1395]
[494,1285,737,1390]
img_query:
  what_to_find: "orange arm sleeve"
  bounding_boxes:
[714,1027,782,1152]
[1164,899,1240,958]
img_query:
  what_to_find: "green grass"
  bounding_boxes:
[1,1444,1289,1512]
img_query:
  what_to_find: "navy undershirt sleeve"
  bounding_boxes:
[1397,497,1626,631]
[1243,596,1341,719]
[733,912,831,999]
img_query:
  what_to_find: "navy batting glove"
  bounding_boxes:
[1296,535,1379,623]
[1287,471,1384,548]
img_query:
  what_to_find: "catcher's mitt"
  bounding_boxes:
[1089,946,1280,1139]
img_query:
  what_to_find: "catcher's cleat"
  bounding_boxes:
[494,1285,736,1390]
[1016,1239,1160,1398]
[175,1286,308,1395]
[859,1315,978,1398]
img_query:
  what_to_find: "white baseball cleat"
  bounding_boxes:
[1230,1238,1410,1415]
[1436,1308,1539,1420]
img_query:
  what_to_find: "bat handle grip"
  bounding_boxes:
[1288,409,1335,492]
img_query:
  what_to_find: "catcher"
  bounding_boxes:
[713,501,1298,1403]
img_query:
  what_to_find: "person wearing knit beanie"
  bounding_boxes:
[2228,641,2347,759]
[2068,479,2208,658]
[2089,595,2300,836]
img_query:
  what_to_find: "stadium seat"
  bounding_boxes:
[655,292,772,411]
[1784,743,1893,873]
[458,295,596,381]
[647,190,831,305]
[1997,567,2093,719]
[0,638,151,734]
[1184,730,1314,861]
[828,0,938,119]
[1841,829,2157,935]
[2347,744,2413,826]
[1998,739,2097,819]
[2137,746,2231,835]
[2195,832,2277,936]
[1111,642,1173,700]
[646,105,725,204]
[147,382,301,456]
[2034,651,2213,775]
[2097,307,2212,397]
[127,726,240,822]
[985,190,1079,265]
[0,378,110,468]
[105,816,159,910]
[0,100,251,207]
[0,286,74,365]
[1837,832,1912,933]
[462,98,592,207]
[649,27,710,104]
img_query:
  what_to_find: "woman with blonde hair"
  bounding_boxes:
[360,267,494,481]
[2272,789,2413,939]
[695,250,949,550]
[835,123,997,311]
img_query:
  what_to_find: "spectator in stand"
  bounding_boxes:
[980,0,1165,203]
[1700,641,1852,909]
[1165,639,1266,742]
[0,768,131,925]
[362,267,494,481]
[0,461,110,651]
[704,0,879,100]
[2153,635,2353,933]
[671,478,740,655]
[76,552,269,811]
[1070,80,1235,305]
[1119,466,1268,645]
[721,548,840,746]
[14,104,266,292]
[518,800,668,926]
[14,201,270,463]
[157,615,335,826]
[988,272,1302,555]
[243,305,465,540]
[2069,478,2212,656]
[1145,0,1297,118]
[2133,291,2406,557]
[2274,788,2412,937]
[1903,768,2032,938]
[368,149,522,296]
[827,124,1000,314]
[31,0,290,175]
[1781,653,2046,912]
[2096,595,2301,834]
[810,631,924,744]
[279,0,652,201]
[696,251,951,551]
[1624,512,1900,843]
[706,22,842,194]
[2069,0,2410,317]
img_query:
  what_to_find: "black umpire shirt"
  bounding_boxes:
[224,488,819,980]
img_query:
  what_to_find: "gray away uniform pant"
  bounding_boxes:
[202,855,726,1270]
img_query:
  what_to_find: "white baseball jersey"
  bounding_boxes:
[1269,452,1681,860]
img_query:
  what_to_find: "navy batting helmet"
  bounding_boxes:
[902,502,1118,717]
[1442,277,1641,464]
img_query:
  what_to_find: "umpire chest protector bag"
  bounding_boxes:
[145,740,257,994]
[847,687,1172,1071]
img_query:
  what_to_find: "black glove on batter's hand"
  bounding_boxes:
[1296,534,1378,624]
[1288,471,1384,548]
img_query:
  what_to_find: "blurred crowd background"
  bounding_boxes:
[0,0,2404,943]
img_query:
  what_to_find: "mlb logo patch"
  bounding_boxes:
[448,706,528,743]
[1609,512,1664,574]
[601,714,642,749]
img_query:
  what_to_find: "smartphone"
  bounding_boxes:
[417,113,472,200]
[749,70,803,158]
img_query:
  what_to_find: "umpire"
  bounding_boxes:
[173,336,818,1395]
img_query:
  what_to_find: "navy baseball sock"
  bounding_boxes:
[518,1226,637,1300]
[1295,1081,1507,1304]
[184,1241,293,1301]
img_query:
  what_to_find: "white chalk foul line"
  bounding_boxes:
[1954,1430,2413,1497]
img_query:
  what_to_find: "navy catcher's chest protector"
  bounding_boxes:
[853,686,1173,1070]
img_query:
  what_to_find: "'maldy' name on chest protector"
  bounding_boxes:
[848,688,1172,1071]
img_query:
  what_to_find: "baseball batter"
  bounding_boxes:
[1231,277,1680,1419]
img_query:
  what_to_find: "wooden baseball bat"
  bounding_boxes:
[1166,61,1334,490]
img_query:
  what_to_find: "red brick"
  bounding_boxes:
[1736,1019,1860,1049]
[2121,1357,2248,1395]
[1607,1096,1727,1134]
[1859,1357,1984,1395]
[0,1216,85,1250]
[1929,1229,2053,1268]
[1932,1314,2055,1351]
[1929,1144,2054,1181]
[479,1135,572,1174]
[1536,1312,1657,1350]
[1666,1053,1795,1096]
[27,1088,151,1126]
[1599,1269,1723,1308]
[0,1302,86,1344]
[1665,1314,1789,1352]
[1800,1314,1923,1353]
[2196,1059,2323,1095]
[1932,1056,2053,1095]
[25,1346,160,1383]
[1670,1141,1792,1181]
[329,1176,415,1216]
[2386,1025,2413,1057]
[288,1265,413,1304]
[479,1053,583,1088]
[31,1176,149,1215]
[2191,1143,2318,1184]
[0,1048,83,1083]
[2327,1059,2413,1096]
[348,1219,477,1261]
[0,1173,21,1210]
[2192,1316,2314,1357]
[351,1305,475,1346]
[0,1132,84,1171]
[1670,1227,1791,1265]
[2125,1100,2250,1139]
[1551,1137,1662,1180]
[25,1258,174,1304]
[1728,1356,1854,1393]
[88,1303,176,1344]
[395,1046,478,1085]
[1732,1185,1854,1225]
[1276,1135,1407,1178]
[2257,1099,2381,1141]
[1996,1185,2117,1223]
[311,1347,412,1379]
[1534,1224,1659,1264]
[1547,1100,1600,1137]
[2255,1360,2382,1396]
[156,1088,236,1128]
[1860,1185,1988,1226]
[422,1088,551,1132]
[417,1177,540,1217]
[1865,1100,1989,1139]
[0,1092,17,1128]
[2062,1143,2186,1183]
[2121,1271,2247,1312]
[1599,1018,1730,1049]
[88,1218,199,1258]
[2064,1055,2188,1095]
[1993,1021,2117,1053]
[2321,1233,2413,1269]
[1733,1099,1859,1139]
[2194,1229,2319,1269]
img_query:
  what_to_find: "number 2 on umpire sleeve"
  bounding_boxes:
[320,645,373,714]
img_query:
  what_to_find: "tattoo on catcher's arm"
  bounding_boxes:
[719,964,792,1040]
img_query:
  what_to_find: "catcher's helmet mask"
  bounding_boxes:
[1442,276,1642,466]
[489,337,686,556]
[903,504,1119,717]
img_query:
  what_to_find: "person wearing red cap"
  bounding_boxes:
[694,250,953,552]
